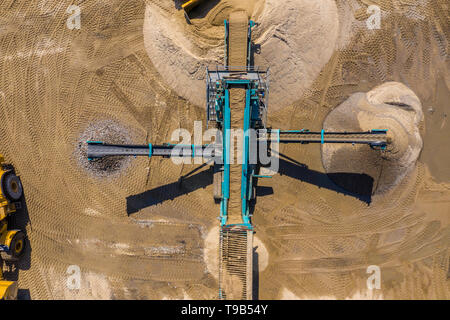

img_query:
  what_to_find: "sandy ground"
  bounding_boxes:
[0,0,448,299]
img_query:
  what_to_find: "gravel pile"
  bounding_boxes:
[75,120,133,178]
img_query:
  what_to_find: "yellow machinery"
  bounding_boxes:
[0,270,17,300]
[0,154,25,300]
[181,0,205,13]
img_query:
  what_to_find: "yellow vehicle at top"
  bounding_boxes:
[0,154,25,300]
[181,0,205,12]
[181,0,206,22]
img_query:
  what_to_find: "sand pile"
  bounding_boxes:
[187,0,265,26]
[321,82,424,195]
[143,0,339,110]
[75,120,133,177]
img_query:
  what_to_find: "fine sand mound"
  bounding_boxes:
[143,0,339,110]
[321,82,424,195]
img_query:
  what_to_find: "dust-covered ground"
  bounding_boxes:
[0,0,448,299]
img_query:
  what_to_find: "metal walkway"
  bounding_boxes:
[263,130,388,148]
[219,225,253,300]
[86,142,218,159]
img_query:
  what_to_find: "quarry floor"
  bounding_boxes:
[0,0,448,299]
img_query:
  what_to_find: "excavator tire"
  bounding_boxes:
[1,172,23,201]
[1,231,26,262]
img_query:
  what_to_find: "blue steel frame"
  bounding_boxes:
[215,20,264,230]
[216,77,263,229]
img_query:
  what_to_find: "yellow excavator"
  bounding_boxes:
[0,154,25,300]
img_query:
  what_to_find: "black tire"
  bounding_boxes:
[1,172,23,201]
[1,231,26,261]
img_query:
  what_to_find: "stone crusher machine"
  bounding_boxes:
[86,14,388,300]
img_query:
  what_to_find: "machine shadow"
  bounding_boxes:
[173,0,185,10]
[255,186,273,197]
[127,156,373,215]
[174,0,221,20]
[126,166,213,215]
[277,158,373,204]
[252,247,259,300]
[249,43,261,67]
[189,0,221,19]
[17,289,31,300]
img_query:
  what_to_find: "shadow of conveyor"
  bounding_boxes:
[127,164,213,215]
[252,246,259,300]
[127,156,373,217]
[3,190,32,300]
[277,157,373,204]
[127,151,373,215]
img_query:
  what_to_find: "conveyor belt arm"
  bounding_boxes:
[259,129,388,149]
[86,141,220,159]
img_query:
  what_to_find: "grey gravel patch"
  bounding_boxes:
[75,120,133,178]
